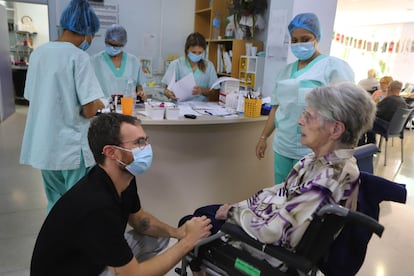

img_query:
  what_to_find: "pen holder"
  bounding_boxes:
[244,98,262,118]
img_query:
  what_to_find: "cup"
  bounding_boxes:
[251,46,258,56]
[245,42,253,56]
[121,97,134,115]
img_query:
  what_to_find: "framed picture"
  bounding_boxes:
[140,57,152,76]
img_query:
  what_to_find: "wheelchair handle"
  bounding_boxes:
[347,211,384,237]
[317,204,384,237]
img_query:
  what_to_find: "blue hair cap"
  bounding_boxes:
[105,24,127,45]
[60,0,100,35]
[288,13,321,42]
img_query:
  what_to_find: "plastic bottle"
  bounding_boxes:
[124,79,135,98]
[212,12,220,40]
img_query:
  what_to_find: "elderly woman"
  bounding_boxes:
[182,82,375,253]
[255,13,355,184]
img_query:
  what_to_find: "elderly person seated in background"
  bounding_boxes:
[358,68,379,94]
[372,76,393,104]
[181,82,376,261]
[359,80,408,146]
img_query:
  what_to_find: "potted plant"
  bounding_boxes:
[228,0,268,39]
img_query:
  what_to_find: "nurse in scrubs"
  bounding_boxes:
[20,0,106,213]
[162,32,220,102]
[91,24,147,100]
[255,13,355,184]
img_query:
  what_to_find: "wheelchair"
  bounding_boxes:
[175,145,407,276]
[175,203,384,276]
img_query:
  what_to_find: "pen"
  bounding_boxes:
[204,110,213,116]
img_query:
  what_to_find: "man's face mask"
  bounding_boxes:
[115,144,153,176]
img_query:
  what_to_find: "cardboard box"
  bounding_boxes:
[219,80,240,106]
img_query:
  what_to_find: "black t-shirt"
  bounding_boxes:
[376,95,408,122]
[31,166,141,276]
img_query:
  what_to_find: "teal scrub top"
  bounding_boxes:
[270,55,355,160]
[20,42,104,170]
[91,51,147,98]
[161,56,219,101]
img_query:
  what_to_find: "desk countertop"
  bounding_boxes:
[138,114,268,126]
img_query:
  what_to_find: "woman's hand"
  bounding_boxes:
[192,86,207,96]
[256,137,267,159]
[165,88,177,100]
[136,89,147,101]
[215,204,233,220]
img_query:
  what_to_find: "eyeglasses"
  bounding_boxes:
[300,109,321,124]
[120,136,150,150]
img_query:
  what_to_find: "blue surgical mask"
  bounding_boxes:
[105,44,123,56]
[187,52,204,63]
[116,145,153,176]
[291,41,315,61]
[79,37,90,51]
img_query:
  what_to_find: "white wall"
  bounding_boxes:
[262,0,338,97]
[332,22,414,85]
[48,0,194,74]
[14,2,49,48]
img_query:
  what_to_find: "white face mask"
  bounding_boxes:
[115,145,153,176]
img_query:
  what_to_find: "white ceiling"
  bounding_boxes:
[335,0,414,27]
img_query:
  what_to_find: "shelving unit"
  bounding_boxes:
[194,0,228,40]
[10,30,34,64]
[194,0,264,100]
[239,55,265,91]
[208,39,263,78]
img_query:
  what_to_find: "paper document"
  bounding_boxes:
[188,102,237,116]
[167,73,196,102]
[210,76,240,90]
[167,71,176,91]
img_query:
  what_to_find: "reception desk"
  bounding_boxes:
[136,115,274,225]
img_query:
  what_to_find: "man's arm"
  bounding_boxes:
[128,209,183,239]
[106,210,211,276]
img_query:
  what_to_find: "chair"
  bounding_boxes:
[373,107,413,165]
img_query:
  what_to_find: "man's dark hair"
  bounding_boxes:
[88,113,140,164]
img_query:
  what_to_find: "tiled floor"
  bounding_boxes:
[0,105,413,276]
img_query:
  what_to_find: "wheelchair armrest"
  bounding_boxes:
[193,231,226,257]
[220,222,314,272]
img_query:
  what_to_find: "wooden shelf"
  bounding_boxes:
[207,39,263,78]
[194,0,228,40]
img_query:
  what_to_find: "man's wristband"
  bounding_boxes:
[259,135,267,140]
